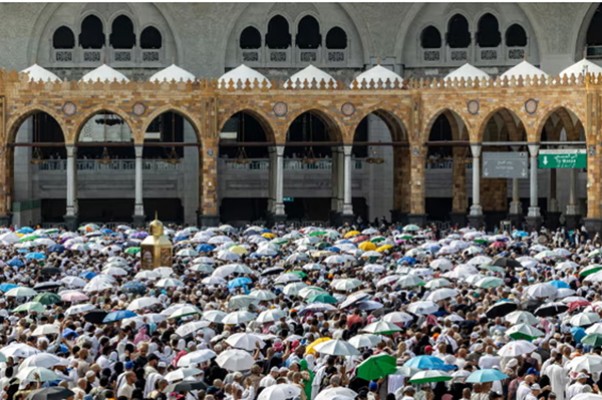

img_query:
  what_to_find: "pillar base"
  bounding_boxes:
[507,213,524,229]
[390,210,407,224]
[449,212,467,227]
[132,214,146,228]
[266,212,287,227]
[467,214,484,229]
[584,218,602,235]
[525,216,543,231]
[0,215,11,228]
[407,214,427,227]
[197,214,219,228]
[545,211,562,231]
[565,214,582,230]
[63,215,79,232]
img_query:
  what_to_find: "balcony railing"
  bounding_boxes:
[51,46,164,65]
[36,159,180,172]
[239,47,347,68]
[220,158,363,171]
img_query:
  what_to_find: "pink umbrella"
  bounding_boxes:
[489,241,506,249]
[60,291,89,303]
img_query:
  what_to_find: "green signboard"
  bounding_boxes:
[283,197,295,203]
[538,149,587,169]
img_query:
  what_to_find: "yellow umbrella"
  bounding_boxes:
[306,337,332,355]
[358,241,377,251]
[262,233,276,239]
[229,245,248,255]
[376,244,394,253]
[344,230,361,239]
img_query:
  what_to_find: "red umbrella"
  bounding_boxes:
[568,300,591,312]
[489,241,506,249]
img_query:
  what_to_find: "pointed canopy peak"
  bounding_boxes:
[218,64,271,89]
[500,61,548,80]
[80,64,129,83]
[286,64,336,89]
[150,64,196,83]
[444,63,490,81]
[20,64,61,83]
[559,58,602,78]
[351,65,403,88]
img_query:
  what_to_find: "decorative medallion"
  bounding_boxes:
[207,149,214,157]
[132,102,146,116]
[273,102,288,117]
[62,101,76,116]
[467,100,479,115]
[525,99,538,115]
[411,146,421,157]
[341,102,356,116]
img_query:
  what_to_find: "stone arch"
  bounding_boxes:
[218,109,276,144]
[285,108,345,144]
[73,107,136,145]
[352,107,409,143]
[423,108,470,142]
[6,106,67,146]
[535,106,585,143]
[142,106,203,147]
[477,107,526,143]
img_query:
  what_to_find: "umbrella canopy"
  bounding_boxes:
[506,323,545,341]
[407,301,438,315]
[409,370,452,384]
[26,387,75,400]
[356,353,397,380]
[466,369,509,383]
[215,349,255,371]
[313,339,360,356]
[362,320,402,335]
[348,334,383,349]
[20,353,65,370]
[498,340,537,357]
[566,354,602,373]
[257,384,301,400]
[32,324,60,337]
[486,301,518,318]
[505,311,538,325]
[534,302,568,317]
[571,312,601,327]
[403,355,454,371]
[225,333,266,351]
[581,333,602,347]
[315,388,358,400]
[177,349,217,367]
[16,366,60,382]
[102,310,137,324]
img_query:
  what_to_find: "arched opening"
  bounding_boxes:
[76,111,135,223]
[284,111,341,222]
[11,112,66,225]
[447,14,471,48]
[266,15,291,49]
[352,111,406,223]
[538,108,586,229]
[296,15,321,49]
[79,15,105,49]
[140,26,162,49]
[505,24,527,47]
[240,27,261,49]
[144,111,199,223]
[421,26,442,49]
[476,13,501,48]
[218,112,272,224]
[587,4,602,46]
[110,15,136,49]
[53,26,75,49]
[425,111,469,223]
[326,27,347,49]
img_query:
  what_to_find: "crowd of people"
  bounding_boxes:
[0,221,601,400]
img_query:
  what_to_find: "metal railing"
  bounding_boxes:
[219,158,364,171]
[36,159,180,172]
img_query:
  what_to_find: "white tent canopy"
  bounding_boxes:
[445,63,490,81]
[285,65,336,89]
[150,64,195,82]
[500,61,548,80]
[559,58,602,78]
[80,64,129,83]
[21,64,61,83]
[218,64,271,88]
[351,65,403,88]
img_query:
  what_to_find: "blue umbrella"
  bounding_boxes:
[549,280,569,289]
[48,244,65,254]
[102,310,137,324]
[80,271,97,280]
[101,228,113,234]
[174,235,189,242]
[325,247,340,253]
[0,283,18,292]
[228,277,252,289]
[62,328,79,338]
[512,230,529,238]
[403,355,455,371]
[466,369,509,383]
[7,258,24,268]
[17,227,34,234]
[196,244,215,253]
[122,281,146,294]
[25,252,45,260]
[571,326,586,343]
[398,256,417,265]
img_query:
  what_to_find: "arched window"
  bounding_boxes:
[505,24,527,47]
[421,26,442,48]
[266,15,291,49]
[240,27,261,49]
[326,27,347,49]
[140,26,162,49]
[476,13,501,47]
[79,15,105,49]
[446,14,471,48]
[53,26,75,49]
[587,5,602,46]
[296,15,321,49]
[110,15,135,49]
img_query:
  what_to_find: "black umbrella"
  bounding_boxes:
[261,267,285,276]
[167,380,207,393]
[34,281,62,290]
[485,302,518,318]
[534,303,568,317]
[27,387,75,400]
[40,267,62,276]
[84,310,108,324]
[492,257,522,269]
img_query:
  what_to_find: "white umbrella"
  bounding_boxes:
[362,320,402,334]
[249,290,277,301]
[331,278,363,292]
[213,264,254,278]
[397,275,424,288]
[176,249,199,258]
[424,278,452,289]
[156,278,185,288]
[570,312,601,327]
[348,334,383,348]
[169,305,202,319]
[60,290,89,302]
[586,323,602,335]
[566,354,602,373]
[526,283,558,299]
[177,349,217,367]
[407,301,438,315]
[127,297,161,311]
[505,311,538,325]
[19,353,66,370]
[283,282,308,296]
[164,367,203,383]
[571,394,602,400]
[65,303,97,316]
[32,324,60,337]
[60,276,87,288]
[215,349,255,371]
[426,288,458,302]
[229,295,259,310]
[382,311,414,324]
[102,266,128,276]
[430,258,453,271]
[274,273,301,284]
[256,309,287,324]
[363,264,385,274]
[313,339,360,356]
[176,320,210,338]
[498,340,536,357]
[257,384,301,400]
[315,388,358,400]
[155,267,174,277]
[16,366,60,382]
[135,270,161,280]
[376,275,401,287]
[226,333,266,351]
[222,311,256,325]
[5,287,37,298]
[0,343,40,358]
[202,310,227,323]
[83,279,113,293]
[467,255,493,266]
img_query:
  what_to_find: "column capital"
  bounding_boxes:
[134,145,143,158]
[342,145,353,156]
[65,144,76,157]
[274,145,285,157]
[528,143,540,156]
[470,143,482,158]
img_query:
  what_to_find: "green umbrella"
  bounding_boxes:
[356,354,397,380]
[398,234,413,240]
[482,265,506,274]
[409,370,452,384]
[19,234,40,243]
[306,293,338,304]
[506,323,545,341]
[370,236,386,243]
[125,246,141,255]
[33,292,61,305]
[581,333,602,347]
[474,277,504,289]
[308,231,326,237]
[290,270,308,279]
[474,238,489,245]
[270,238,289,246]
[13,301,45,313]
[403,224,420,232]
[580,265,602,278]
[316,242,330,250]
